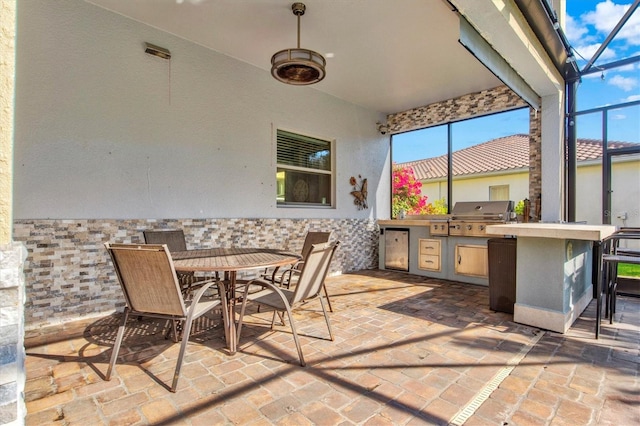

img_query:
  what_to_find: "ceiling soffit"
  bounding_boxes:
[451,0,565,98]
[83,0,505,114]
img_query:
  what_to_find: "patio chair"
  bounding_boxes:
[263,231,334,311]
[143,229,210,299]
[236,241,339,366]
[104,243,228,392]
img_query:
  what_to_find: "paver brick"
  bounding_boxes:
[259,394,303,421]
[473,398,511,423]
[510,409,548,426]
[140,398,181,424]
[74,376,122,398]
[190,409,226,426]
[25,389,74,414]
[25,407,63,425]
[555,399,594,424]
[520,398,554,420]
[106,408,143,426]
[439,383,476,406]
[299,400,344,425]
[24,376,56,402]
[341,397,382,423]
[569,375,601,395]
[500,375,532,394]
[100,392,150,417]
[420,397,459,424]
[21,272,640,426]
[221,398,264,424]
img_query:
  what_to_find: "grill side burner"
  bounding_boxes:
[430,220,449,236]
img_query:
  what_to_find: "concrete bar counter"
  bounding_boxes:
[486,223,616,333]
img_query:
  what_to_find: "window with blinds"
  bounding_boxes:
[276,129,333,206]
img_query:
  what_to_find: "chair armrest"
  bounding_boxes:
[189,278,224,302]
[241,279,294,310]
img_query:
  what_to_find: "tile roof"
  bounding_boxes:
[399,134,638,180]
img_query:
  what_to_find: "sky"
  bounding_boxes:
[392,0,640,163]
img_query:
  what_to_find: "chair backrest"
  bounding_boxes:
[143,230,188,252]
[300,231,332,260]
[105,243,187,317]
[292,241,339,304]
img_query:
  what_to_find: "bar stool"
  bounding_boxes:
[602,228,640,324]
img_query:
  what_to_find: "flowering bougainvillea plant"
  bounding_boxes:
[392,164,447,217]
[392,164,428,217]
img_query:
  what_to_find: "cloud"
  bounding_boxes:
[623,94,640,102]
[565,15,589,44]
[607,74,638,91]
[582,0,640,46]
[610,114,626,120]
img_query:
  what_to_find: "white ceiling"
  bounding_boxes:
[85,0,503,114]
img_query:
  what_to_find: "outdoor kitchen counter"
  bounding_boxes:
[378,218,491,287]
[486,223,616,334]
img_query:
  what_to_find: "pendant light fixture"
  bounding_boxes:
[271,2,326,85]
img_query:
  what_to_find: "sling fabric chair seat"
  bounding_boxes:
[143,229,211,299]
[263,231,334,311]
[237,241,339,366]
[104,243,228,392]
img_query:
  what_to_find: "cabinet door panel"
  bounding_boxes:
[454,244,488,277]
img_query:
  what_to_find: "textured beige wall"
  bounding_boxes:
[0,0,15,244]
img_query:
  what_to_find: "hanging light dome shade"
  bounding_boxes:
[271,3,326,85]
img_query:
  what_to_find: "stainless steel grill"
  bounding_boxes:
[449,201,515,237]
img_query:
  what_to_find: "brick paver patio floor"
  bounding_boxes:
[24,270,639,425]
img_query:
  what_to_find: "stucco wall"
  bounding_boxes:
[13,0,389,221]
[576,158,640,228]
[422,172,530,206]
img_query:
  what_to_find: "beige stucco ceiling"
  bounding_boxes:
[84,0,504,115]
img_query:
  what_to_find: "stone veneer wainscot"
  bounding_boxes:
[15,218,379,329]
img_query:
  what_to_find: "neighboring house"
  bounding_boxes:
[399,134,640,226]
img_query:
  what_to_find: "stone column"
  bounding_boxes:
[0,243,27,425]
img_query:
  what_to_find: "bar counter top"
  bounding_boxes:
[486,222,616,241]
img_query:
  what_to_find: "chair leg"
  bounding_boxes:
[322,283,333,313]
[236,296,249,347]
[319,296,334,341]
[106,308,130,381]
[282,307,305,367]
[610,263,619,325]
[171,316,196,392]
[604,262,611,320]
